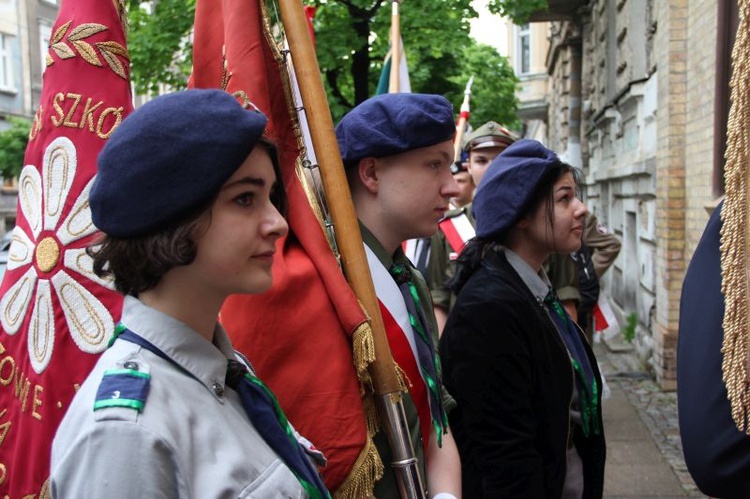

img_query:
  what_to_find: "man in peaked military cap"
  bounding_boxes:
[336,92,462,498]
[428,121,517,334]
[464,120,517,189]
[51,89,330,498]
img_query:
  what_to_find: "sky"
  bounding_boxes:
[470,0,509,56]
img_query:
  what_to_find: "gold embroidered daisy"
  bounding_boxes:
[0,136,115,374]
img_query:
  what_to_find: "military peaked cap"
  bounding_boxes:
[464,121,516,152]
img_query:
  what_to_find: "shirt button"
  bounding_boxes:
[123,361,139,371]
[213,382,224,397]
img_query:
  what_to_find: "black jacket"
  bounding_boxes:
[440,250,605,498]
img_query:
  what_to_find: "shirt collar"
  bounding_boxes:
[360,221,398,268]
[503,248,551,301]
[120,295,235,394]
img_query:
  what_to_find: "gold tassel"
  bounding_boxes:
[721,0,750,434]
[394,362,411,393]
[333,436,385,499]
[353,320,377,386]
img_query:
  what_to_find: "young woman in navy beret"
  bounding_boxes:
[50,89,330,498]
[440,139,606,498]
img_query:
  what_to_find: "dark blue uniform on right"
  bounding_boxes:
[678,200,750,498]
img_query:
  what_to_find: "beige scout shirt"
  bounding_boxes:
[51,296,310,499]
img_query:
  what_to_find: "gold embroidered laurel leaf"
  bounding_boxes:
[46,21,130,80]
[51,20,71,44]
[68,23,107,41]
[96,41,129,57]
[99,49,125,80]
[71,41,102,67]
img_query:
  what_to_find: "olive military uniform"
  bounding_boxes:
[582,213,621,278]
[428,205,475,312]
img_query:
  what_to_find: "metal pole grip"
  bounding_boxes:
[376,393,428,499]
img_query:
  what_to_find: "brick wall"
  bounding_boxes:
[543,0,718,389]
[684,0,718,261]
[653,0,689,389]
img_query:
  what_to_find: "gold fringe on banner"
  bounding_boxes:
[720,0,750,433]
[262,1,403,494]
[334,434,384,499]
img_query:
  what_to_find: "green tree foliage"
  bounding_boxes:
[310,0,479,120]
[310,0,519,125]
[124,0,520,127]
[487,0,548,24]
[0,118,31,180]
[448,43,520,130]
[126,0,196,95]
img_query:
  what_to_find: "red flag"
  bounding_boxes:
[0,0,132,495]
[190,0,380,495]
[304,6,317,47]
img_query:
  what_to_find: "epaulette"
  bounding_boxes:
[93,361,150,415]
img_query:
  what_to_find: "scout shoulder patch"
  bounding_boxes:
[94,368,151,412]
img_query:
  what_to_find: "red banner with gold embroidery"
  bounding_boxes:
[189,1,381,496]
[0,0,131,494]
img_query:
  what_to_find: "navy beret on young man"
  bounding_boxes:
[472,138,562,239]
[91,89,268,238]
[335,93,455,167]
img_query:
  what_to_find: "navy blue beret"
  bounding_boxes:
[472,139,563,239]
[335,93,455,167]
[91,89,267,238]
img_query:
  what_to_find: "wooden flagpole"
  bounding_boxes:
[276,0,426,497]
[389,0,401,93]
[453,75,474,163]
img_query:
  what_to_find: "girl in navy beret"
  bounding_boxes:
[439,139,606,498]
[51,89,330,498]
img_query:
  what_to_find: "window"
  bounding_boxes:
[39,24,52,77]
[0,34,15,91]
[517,24,531,75]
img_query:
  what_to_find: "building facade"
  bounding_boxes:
[534,0,734,389]
[509,21,550,141]
[0,0,58,232]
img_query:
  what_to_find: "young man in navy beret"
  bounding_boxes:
[336,92,462,498]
